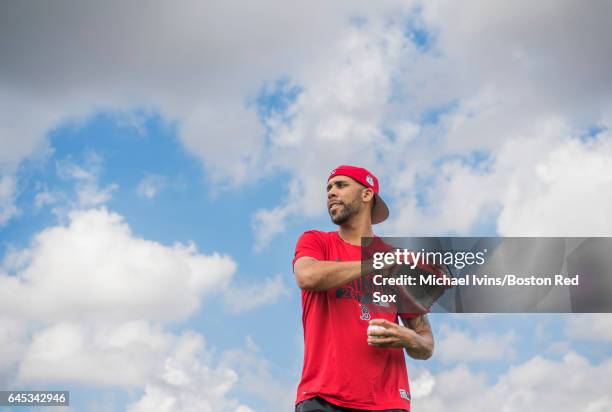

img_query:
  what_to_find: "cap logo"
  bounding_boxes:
[330,169,336,175]
[366,175,374,186]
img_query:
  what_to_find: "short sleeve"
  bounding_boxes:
[292,230,326,269]
[398,312,421,320]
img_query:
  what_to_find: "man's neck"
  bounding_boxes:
[338,217,374,246]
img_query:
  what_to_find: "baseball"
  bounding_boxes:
[367,324,386,337]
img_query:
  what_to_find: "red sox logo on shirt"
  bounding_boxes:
[334,259,374,320]
[359,304,371,320]
[335,282,371,320]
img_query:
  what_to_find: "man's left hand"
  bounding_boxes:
[367,318,416,349]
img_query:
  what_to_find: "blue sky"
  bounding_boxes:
[1,1,612,412]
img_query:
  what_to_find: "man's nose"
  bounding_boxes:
[327,188,338,199]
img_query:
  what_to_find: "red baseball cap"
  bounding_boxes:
[328,165,389,224]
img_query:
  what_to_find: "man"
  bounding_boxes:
[293,165,434,412]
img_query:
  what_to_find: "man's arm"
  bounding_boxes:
[294,256,363,291]
[367,315,434,360]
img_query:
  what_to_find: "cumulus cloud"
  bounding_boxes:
[419,0,612,121]
[496,132,612,236]
[252,178,304,249]
[436,324,516,363]
[388,123,612,236]
[0,316,27,385]
[220,336,295,412]
[411,352,612,411]
[124,329,252,412]
[0,207,236,323]
[409,369,435,398]
[18,321,174,386]
[565,314,612,342]
[15,320,256,411]
[223,274,290,314]
[0,206,288,409]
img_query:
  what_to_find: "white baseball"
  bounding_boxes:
[367,324,386,337]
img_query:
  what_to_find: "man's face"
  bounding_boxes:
[326,176,365,225]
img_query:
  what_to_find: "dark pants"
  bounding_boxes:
[296,396,408,412]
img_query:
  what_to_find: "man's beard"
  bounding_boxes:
[329,199,360,225]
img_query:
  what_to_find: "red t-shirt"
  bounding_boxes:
[293,230,416,411]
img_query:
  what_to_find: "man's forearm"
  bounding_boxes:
[295,259,363,291]
[399,315,434,360]
[403,329,434,360]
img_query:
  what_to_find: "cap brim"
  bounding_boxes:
[372,194,389,224]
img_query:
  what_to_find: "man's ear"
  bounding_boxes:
[362,187,375,202]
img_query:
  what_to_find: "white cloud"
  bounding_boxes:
[420,0,612,121]
[29,154,115,218]
[56,154,118,209]
[4,185,304,328]
[0,316,27,385]
[0,207,236,323]
[0,205,290,410]
[436,324,516,363]
[223,274,290,314]
[497,132,612,236]
[252,206,292,250]
[565,314,612,342]
[411,352,612,411]
[388,117,612,237]
[220,336,295,412]
[234,407,255,412]
[137,175,167,199]
[18,321,171,386]
[409,369,435,398]
[15,320,256,411]
[252,178,303,249]
[125,331,258,412]
[0,204,285,321]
